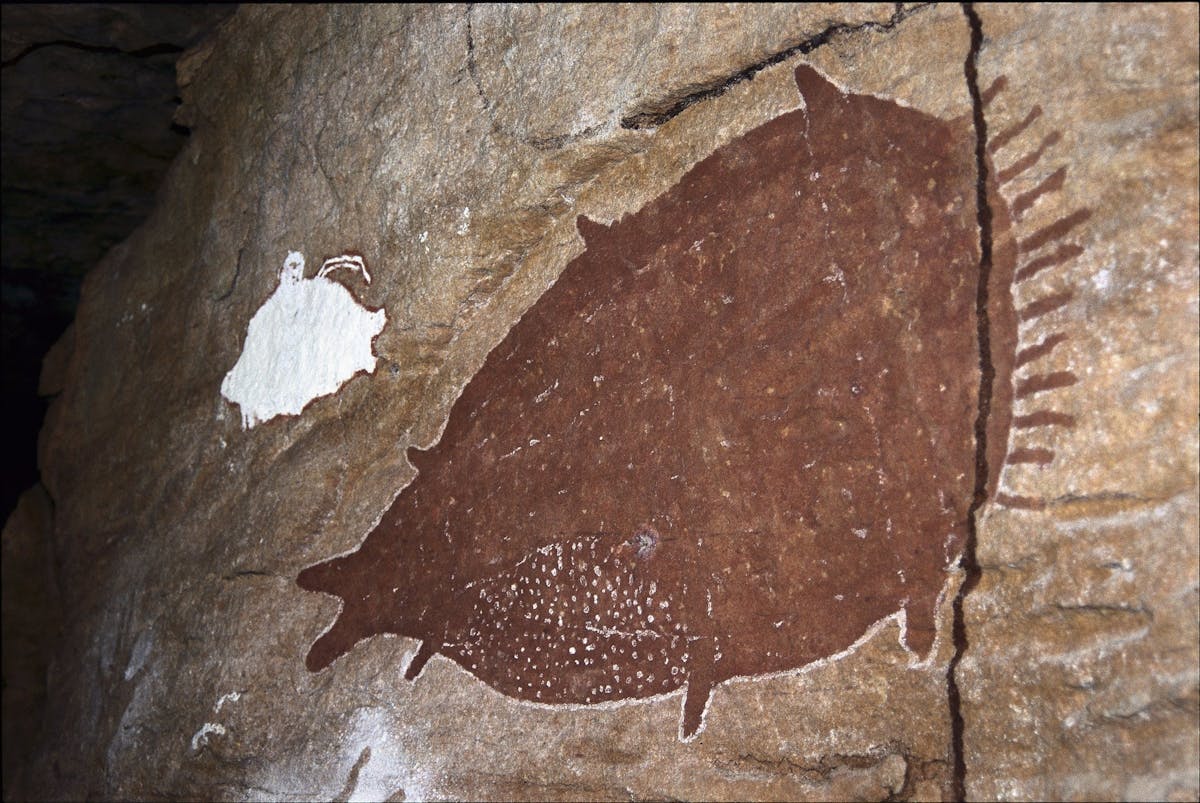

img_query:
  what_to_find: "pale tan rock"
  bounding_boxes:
[962,3,1200,801]
[18,4,1198,801]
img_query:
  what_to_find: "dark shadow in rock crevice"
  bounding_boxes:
[0,4,236,524]
[948,3,993,801]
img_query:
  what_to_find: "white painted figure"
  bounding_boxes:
[221,251,387,429]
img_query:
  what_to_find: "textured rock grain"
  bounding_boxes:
[959,5,1200,801]
[11,4,1198,801]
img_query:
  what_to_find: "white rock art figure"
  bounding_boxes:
[221,251,387,429]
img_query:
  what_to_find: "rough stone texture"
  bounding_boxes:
[0,3,235,521]
[961,4,1200,800]
[0,3,233,279]
[6,4,1197,801]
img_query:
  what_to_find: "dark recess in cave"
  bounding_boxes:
[0,4,236,524]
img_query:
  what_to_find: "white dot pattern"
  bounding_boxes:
[442,536,691,703]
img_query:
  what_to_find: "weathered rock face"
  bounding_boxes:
[961,5,1200,800]
[0,2,235,522]
[9,4,1197,800]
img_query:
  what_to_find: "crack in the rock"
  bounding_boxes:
[464,5,490,112]
[619,2,932,129]
[467,4,932,149]
[443,770,648,801]
[0,39,184,70]
[1050,602,1152,618]
[215,246,245,303]
[524,122,605,152]
[949,4,992,802]
[721,749,894,781]
[221,569,275,581]
[718,744,942,800]
[464,6,605,152]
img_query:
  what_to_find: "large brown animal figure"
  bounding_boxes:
[298,65,1082,740]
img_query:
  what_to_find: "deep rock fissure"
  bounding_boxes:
[949,3,992,801]
[0,39,184,69]
[464,5,932,149]
[619,2,932,130]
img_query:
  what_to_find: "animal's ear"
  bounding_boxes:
[793,65,845,111]
[575,215,609,248]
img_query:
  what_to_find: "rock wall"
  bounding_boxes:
[962,6,1199,799]
[7,4,1197,800]
[0,3,235,521]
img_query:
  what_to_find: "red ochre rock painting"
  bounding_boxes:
[297,66,1085,741]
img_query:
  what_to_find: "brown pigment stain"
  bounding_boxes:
[297,65,1085,740]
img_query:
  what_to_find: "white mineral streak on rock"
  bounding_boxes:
[344,707,432,803]
[123,630,154,681]
[190,722,226,752]
[221,251,386,428]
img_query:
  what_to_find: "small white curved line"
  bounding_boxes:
[319,254,370,284]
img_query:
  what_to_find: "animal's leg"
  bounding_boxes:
[679,637,717,741]
[304,615,363,672]
[404,639,437,681]
[903,587,941,661]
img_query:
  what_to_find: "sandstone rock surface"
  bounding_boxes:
[6,4,1197,801]
[962,5,1200,800]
